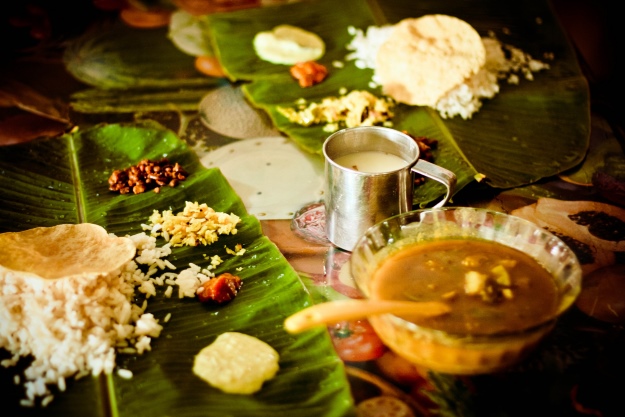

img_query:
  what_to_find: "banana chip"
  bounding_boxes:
[193,332,280,394]
[253,24,325,65]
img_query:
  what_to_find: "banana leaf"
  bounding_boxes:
[70,85,227,114]
[0,122,355,417]
[62,20,219,91]
[205,0,590,203]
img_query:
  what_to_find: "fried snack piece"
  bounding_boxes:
[253,24,325,65]
[0,223,135,281]
[376,15,485,107]
[193,332,280,394]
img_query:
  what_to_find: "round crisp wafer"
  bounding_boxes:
[376,15,486,107]
[253,24,325,65]
[0,223,136,281]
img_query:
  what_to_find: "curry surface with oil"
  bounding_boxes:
[370,239,559,335]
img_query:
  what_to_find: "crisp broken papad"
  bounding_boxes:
[511,198,625,276]
[0,223,136,281]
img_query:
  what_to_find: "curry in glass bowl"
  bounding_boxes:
[350,207,582,375]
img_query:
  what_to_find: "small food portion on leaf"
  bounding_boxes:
[278,89,394,132]
[108,158,188,195]
[193,332,280,394]
[197,272,242,304]
[143,201,241,247]
[195,55,227,77]
[290,61,328,87]
[168,9,214,56]
[253,24,325,65]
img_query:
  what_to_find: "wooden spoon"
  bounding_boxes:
[284,299,451,333]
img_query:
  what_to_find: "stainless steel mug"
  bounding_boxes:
[323,126,456,251]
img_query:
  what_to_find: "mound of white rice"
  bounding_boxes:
[0,232,222,407]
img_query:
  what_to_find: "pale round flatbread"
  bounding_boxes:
[376,15,486,107]
[253,24,325,65]
[193,332,280,394]
[0,223,136,281]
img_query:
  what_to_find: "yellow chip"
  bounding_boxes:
[376,15,486,107]
[193,332,280,394]
[0,223,136,281]
[253,24,325,65]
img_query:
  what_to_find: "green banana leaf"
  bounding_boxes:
[62,20,219,91]
[0,122,355,417]
[205,0,590,203]
[70,85,227,114]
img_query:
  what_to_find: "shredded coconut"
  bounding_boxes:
[144,201,240,247]
[278,90,394,132]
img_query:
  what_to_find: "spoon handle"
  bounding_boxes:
[284,299,450,333]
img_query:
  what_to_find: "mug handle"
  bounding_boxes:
[411,160,457,208]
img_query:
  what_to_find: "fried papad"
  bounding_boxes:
[0,223,136,280]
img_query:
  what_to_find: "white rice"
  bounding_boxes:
[0,231,221,407]
[345,25,394,71]
[345,25,551,119]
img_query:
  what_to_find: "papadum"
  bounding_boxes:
[0,223,136,281]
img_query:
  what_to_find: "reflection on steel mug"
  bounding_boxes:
[323,126,456,251]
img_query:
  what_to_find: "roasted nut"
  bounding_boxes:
[108,158,188,195]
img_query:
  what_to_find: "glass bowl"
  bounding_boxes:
[350,207,582,375]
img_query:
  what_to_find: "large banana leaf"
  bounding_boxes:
[63,21,215,90]
[205,0,590,203]
[0,122,354,417]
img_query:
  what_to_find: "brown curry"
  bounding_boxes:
[370,239,559,335]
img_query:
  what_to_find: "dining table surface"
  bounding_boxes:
[1,1,624,416]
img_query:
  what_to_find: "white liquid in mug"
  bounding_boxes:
[333,151,408,173]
